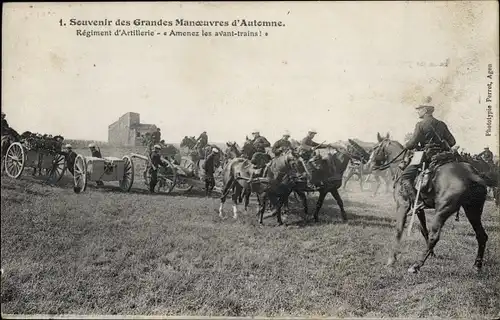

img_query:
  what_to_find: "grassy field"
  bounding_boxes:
[1,148,499,318]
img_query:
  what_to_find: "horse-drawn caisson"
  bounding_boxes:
[3,132,66,184]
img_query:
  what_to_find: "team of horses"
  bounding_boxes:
[2,129,499,274]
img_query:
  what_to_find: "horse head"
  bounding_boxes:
[225,141,241,159]
[242,139,256,159]
[370,133,405,167]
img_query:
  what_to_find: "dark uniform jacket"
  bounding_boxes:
[301,136,327,150]
[60,150,77,174]
[196,133,208,148]
[478,150,494,163]
[151,131,161,144]
[203,152,217,175]
[1,118,10,135]
[405,114,456,152]
[252,136,271,153]
[91,149,102,158]
[272,139,292,155]
[150,152,165,169]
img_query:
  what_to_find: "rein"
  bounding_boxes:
[372,148,407,171]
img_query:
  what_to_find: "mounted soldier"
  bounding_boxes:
[300,129,333,160]
[249,130,271,171]
[272,130,292,157]
[250,130,271,153]
[151,128,161,144]
[400,96,456,209]
[477,147,494,166]
[194,131,209,158]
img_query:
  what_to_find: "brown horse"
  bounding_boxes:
[301,149,351,222]
[371,136,489,273]
[219,151,308,225]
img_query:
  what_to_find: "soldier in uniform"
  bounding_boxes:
[477,147,494,165]
[194,131,209,158]
[251,130,271,153]
[272,131,292,157]
[249,130,271,170]
[400,97,456,205]
[203,147,219,196]
[151,128,161,145]
[88,143,102,158]
[300,129,334,160]
[61,144,78,176]
[149,144,168,193]
[1,112,10,136]
[89,143,104,186]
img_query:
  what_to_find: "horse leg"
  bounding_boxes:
[282,194,289,215]
[359,171,364,191]
[231,184,242,219]
[258,193,267,224]
[219,177,235,217]
[372,175,381,197]
[244,188,251,211]
[274,194,284,225]
[416,209,435,257]
[330,185,347,221]
[343,169,353,190]
[296,190,308,218]
[408,200,460,273]
[463,199,488,270]
[387,194,410,267]
[314,189,327,222]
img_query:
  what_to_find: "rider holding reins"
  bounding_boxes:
[400,96,456,205]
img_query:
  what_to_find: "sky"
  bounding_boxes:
[2,2,499,153]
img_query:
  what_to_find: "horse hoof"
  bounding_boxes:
[408,265,420,274]
[386,257,396,267]
[474,260,483,270]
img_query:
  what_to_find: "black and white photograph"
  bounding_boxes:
[1,2,499,319]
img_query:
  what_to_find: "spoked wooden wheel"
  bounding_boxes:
[156,159,176,194]
[175,176,194,193]
[47,153,66,184]
[119,155,134,192]
[4,142,25,179]
[176,157,195,193]
[73,155,87,193]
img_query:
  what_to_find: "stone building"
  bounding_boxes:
[108,112,157,146]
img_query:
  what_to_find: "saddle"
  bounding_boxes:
[412,150,459,193]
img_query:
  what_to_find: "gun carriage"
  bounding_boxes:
[73,154,134,193]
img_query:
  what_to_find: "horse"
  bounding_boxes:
[218,151,308,225]
[180,136,197,150]
[301,148,351,222]
[371,136,489,273]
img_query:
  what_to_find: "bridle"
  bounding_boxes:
[370,139,407,171]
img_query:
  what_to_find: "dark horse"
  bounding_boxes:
[371,136,489,273]
[302,149,351,221]
[219,151,308,225]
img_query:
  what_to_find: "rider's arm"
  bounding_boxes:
[262,138,271,148]
[405,123,422,150]
[441,123,456,148]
